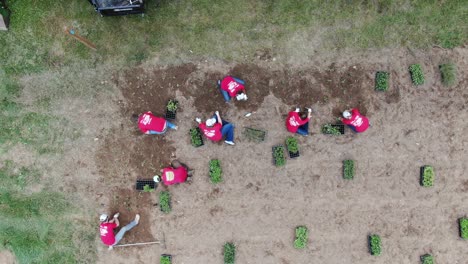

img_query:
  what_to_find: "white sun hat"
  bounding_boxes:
[153,175,161,183]
[206,118,216,127]
[343,110,352,119]
[99,214,108,222]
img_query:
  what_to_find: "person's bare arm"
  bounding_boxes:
[215,111,222,125]
[114,216,120,227]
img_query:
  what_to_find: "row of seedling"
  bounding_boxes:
[375,62,457,91]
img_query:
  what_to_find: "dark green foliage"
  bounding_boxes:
[409,64,425,85]
[369,234,381,256]
[420,254,434,264]
[159,191,171,213]
[286,136,299,153]
[190,128,203,147]
[143,184,154,192]
[167,100,178,112]
[160,255,172,264]
[243,127,267,142]
[343,160,355,180]
[439,63,456,86]
[321,124,341,135]
[294,226,308,249]
[224,242,235,264]
[209,159,222,184]
[375,71,389,91]
[460,218,468,239]
[273,146,286,167]
[421,166,434,187]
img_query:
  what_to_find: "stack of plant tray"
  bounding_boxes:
[243,127,267,142]
[190,127,204,147]
[165,99,178,120]
[135,179,156,191]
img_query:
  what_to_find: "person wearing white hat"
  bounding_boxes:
[99,212,140,249]
[153,160,193,185]
[217,76,248,102]
[195,111,235,145]
[341,108,369,133]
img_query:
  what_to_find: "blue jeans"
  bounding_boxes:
[213,115,235,142]
[218,77,245,102]
[296,122,309,136]
[148,120,176,134]
[347,125,357,133]
[113,220,138,246]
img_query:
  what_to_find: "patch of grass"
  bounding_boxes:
[409,64,425,85]
[420,254,434,264]
[460,218,468,239]
[369,234,381,256]
[209,159,223,184]
[223,242,235,264]
[375,71,389,91]
[294,226,308,249]
[0,161,96,264]
[439,63,457,86]
[343,160,355,180]
[159,191,171,214]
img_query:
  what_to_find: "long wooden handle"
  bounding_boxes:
[65,28,97,51]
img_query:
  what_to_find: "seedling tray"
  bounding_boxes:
[420,166,434,187]
[159,191,171,213]
[243,127,267,142]
[459,218,468,239]
[160,254,172,264]
[165,100,178,120]
[190,127,204,147]
[288,151,300,158]
[322,124,345,135]
[135,179,156,191]
[272,145,286,167]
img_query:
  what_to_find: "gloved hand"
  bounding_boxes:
[243,95,248,101]
[307,108,312,113]
[215,111,219,115]
[295,107,300,112]
[113,213,120,218]
[195,117,201,123]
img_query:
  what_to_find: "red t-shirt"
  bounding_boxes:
[138,112,167,134]
[99,222,117,246]
[286,111,310,133]
[220,76,245,97]
[162,167,188,185]
[341,108,369,132]
[199,123,223,141]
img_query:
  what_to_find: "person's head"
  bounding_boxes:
[299,112,308,119]
[236,93,247,101]
[99,214,109,222]
[206,118,216,127]
[153,175,161,183]
[131,114,140,123]
[342,110,352,119]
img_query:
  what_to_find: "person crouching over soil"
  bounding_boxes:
[132,111,177,135]
[99,212,140,250]
[153,160,193,185]
[341,108,369,133]
[217,76,248,102]
[286,107,312,136]
[196,111,235,145]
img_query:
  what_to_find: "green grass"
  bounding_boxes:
[0,161,96,264]
[439,63,457,86]
[223,242,235,264]
[293,226,308,249]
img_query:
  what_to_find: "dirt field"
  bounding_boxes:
[50,47,467,264]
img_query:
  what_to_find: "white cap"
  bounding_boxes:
[99,214,108,222]
[343,111,352,119]
[206,118,216,127]
[153,175,161,183]
[236,93,247,101]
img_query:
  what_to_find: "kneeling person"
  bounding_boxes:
[133,111,177,135]
[154,160,192,185]
[218,76,247,102]
[196,111,235,145]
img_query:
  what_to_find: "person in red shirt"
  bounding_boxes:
[341,108,369,133]
[217,76,248,102]
[99,212,140,249]
[196,111,235,145]
[153,160,193,185]
[132,111,177,134]
[286,107,312,136]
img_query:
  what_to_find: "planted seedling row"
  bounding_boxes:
[159,191,171,213]
[190,127,204,147]
[343,160,354,180]
[420,254,434,264]
[420,166,434,187]
[375,71,389,91]
[459,218,468,239]
[369,234,381,256]
[272,145,286,167]
[409,64,425,85]
[224,242,235,264]
[294,226,308,249]
[209,159,222,184]
[160,254,172,264]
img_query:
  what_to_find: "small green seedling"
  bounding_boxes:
[167,100,178,112]
[420,254,434,264]
[273,146,286,167]
[460,218,468,239]
[159,191,171,213]
[294,226,308,249]
[369,234,381,256]
[209,159,222,184]
[421,166,434,187]
[286,137,299,154]
[343,160,355,180]
[375,71,389,91]
[224,242,235,264]
[160,255,172,264]
[190,128,203,147]
[321,124,341,135]
[143,184,154,192]
[439,63,456,86]
[409,64,425,85]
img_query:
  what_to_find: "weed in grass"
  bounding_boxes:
[439,63,456,86]
[420,254,434,264]
[159,191,171,213]
[224,242,235,264]
[375,71,389,91]
[294,226,308,249]
[209,159,222,184]
[369,234,381,256]
[409,64,425,85]
[460,218,468,239]
[343,160,355,180]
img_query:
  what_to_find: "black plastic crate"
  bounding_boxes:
[165,100,178,120]
[272,145,286,166]
[88,0,145,16]
[288,151,300,159]
[136,179,155,191]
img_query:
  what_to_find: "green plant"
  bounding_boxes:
[369,234,381,256]
[294,226,308,249]
[286,137,299,153]
[420,254,434,264]
[159,191,171,213]
[375,71,389,91]
[460,218,468,239]
[343,160,355,180]
[409,64,425,85]
[190,128,203,147]
[209,159,222,184]
[321,124,341,135]
[273,146,286,167]
[439,63,456,86]
[160,255,172,264]
[243,127,266,142]
[143,184,154,192]
[224,242,235,264]
[167,100,178,112]
[421,166,434,187]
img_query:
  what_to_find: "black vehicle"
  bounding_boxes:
[88,0,144,16]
